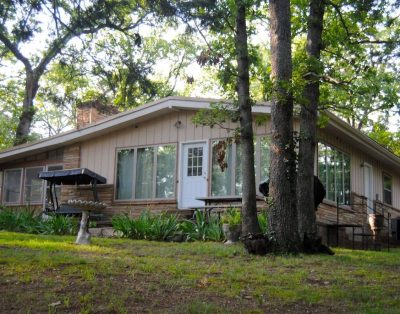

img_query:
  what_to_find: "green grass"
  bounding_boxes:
[1,231,400,313]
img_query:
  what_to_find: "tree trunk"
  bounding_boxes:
[268,0,300,253]
[235,0,261,235]
[14,70,40,145]
[297,0,325,241]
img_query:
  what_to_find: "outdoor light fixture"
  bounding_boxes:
[174,120,183,128]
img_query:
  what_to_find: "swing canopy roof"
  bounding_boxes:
[39,168,106,185]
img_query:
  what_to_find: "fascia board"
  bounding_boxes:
[0,96,273,163]
[325,111,400,172]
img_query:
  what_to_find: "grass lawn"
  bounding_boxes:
[1,231,399,313]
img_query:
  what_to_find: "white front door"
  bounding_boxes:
[179,142,208,209]
[363,163,374,213]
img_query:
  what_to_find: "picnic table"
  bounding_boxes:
[196,195,264,206]
[195,195,265,217]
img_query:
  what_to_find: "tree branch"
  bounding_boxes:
[0,32,32,70]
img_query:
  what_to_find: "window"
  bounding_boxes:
[0,171,3,201]
[24,167,44,203]
[136,147,155,199]
[116,145,176,200]
[318,143,350,204]
[116,149,134,200]
[3,169,22,204]
[211,143,233,196]
[211,137,270,196]
[45,165,63,208]
[156,146,176,198]
[383,174,392,205]
[187,147,203,176]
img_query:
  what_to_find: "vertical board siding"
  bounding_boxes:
[318,128,400,209]
[79,110,400,211]
[394,176,400,209]
[80,111,271,185]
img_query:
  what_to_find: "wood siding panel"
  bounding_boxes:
[77,110,400,214]
[318,127,400,211]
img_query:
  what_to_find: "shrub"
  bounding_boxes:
[182,210,223,242]
[0,208,40,233]
[41,214,78,235]
[112,210,180,241]
[113,209,224,242]
[149,212,180,241]
[220,207,241,225]
[0,207,78,235]
[258,211,268,234]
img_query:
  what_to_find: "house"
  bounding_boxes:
[0,96,399,244]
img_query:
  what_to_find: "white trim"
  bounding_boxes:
[382,172,393,206]
[43,164,63,210]
[0,96,399,174]
[23,166,45,205]
[2,168,23,205]
[324,111,400,171]
[114,144,178,202]
[178,140,209,209]
[363,162,374,213]
[0,97,270,163]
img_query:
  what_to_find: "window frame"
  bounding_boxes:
[382,173,392,206]
[43,164,63,209]
[317,142,351,205]
[0,170,3,203]
[2,168,23,205]
[210,136,270,197]
[23,166,45,204]
[114,143,177,202]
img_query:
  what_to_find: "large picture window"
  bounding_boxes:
[24,167,44,204]
[383,174,392,205]
[3,169,22,204]
[318,143,350,204]
[211,137,270,196]
[116,145,176,200]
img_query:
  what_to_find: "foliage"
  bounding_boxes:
[112,210,180,241]
[40,214,78,235]
[0,79,23,149]
[0,207,77,235]
[113,209,225,242]
[181,209,224,242]
[257,210,268,234]
[0,207,40,233]
[220,207,241,226]
[0,0,173,144]
[368,120,400,157]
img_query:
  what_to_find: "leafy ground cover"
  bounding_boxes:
[1,231,399,313]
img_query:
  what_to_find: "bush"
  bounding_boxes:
[181,210,223,242]
[112,210,180,241]
[258,211,268,234]
[220,207,241,225]
[0,208,40,233]
[112,209,224,242]
[0,207,78,235]
[40,214,78,235]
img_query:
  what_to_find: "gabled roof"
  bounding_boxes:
[0,96,399,172]
[0,97,270,163]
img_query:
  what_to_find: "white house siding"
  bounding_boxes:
[79,109,400,210]
[80,110,271,185]
[318,129,400,209]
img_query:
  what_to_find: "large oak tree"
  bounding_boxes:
[0,0,162,145]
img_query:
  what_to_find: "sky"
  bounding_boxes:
[1,2,399,138]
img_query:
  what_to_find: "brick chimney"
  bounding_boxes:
[76,100,119,129]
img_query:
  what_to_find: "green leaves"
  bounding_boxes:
[0,207,78,235]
